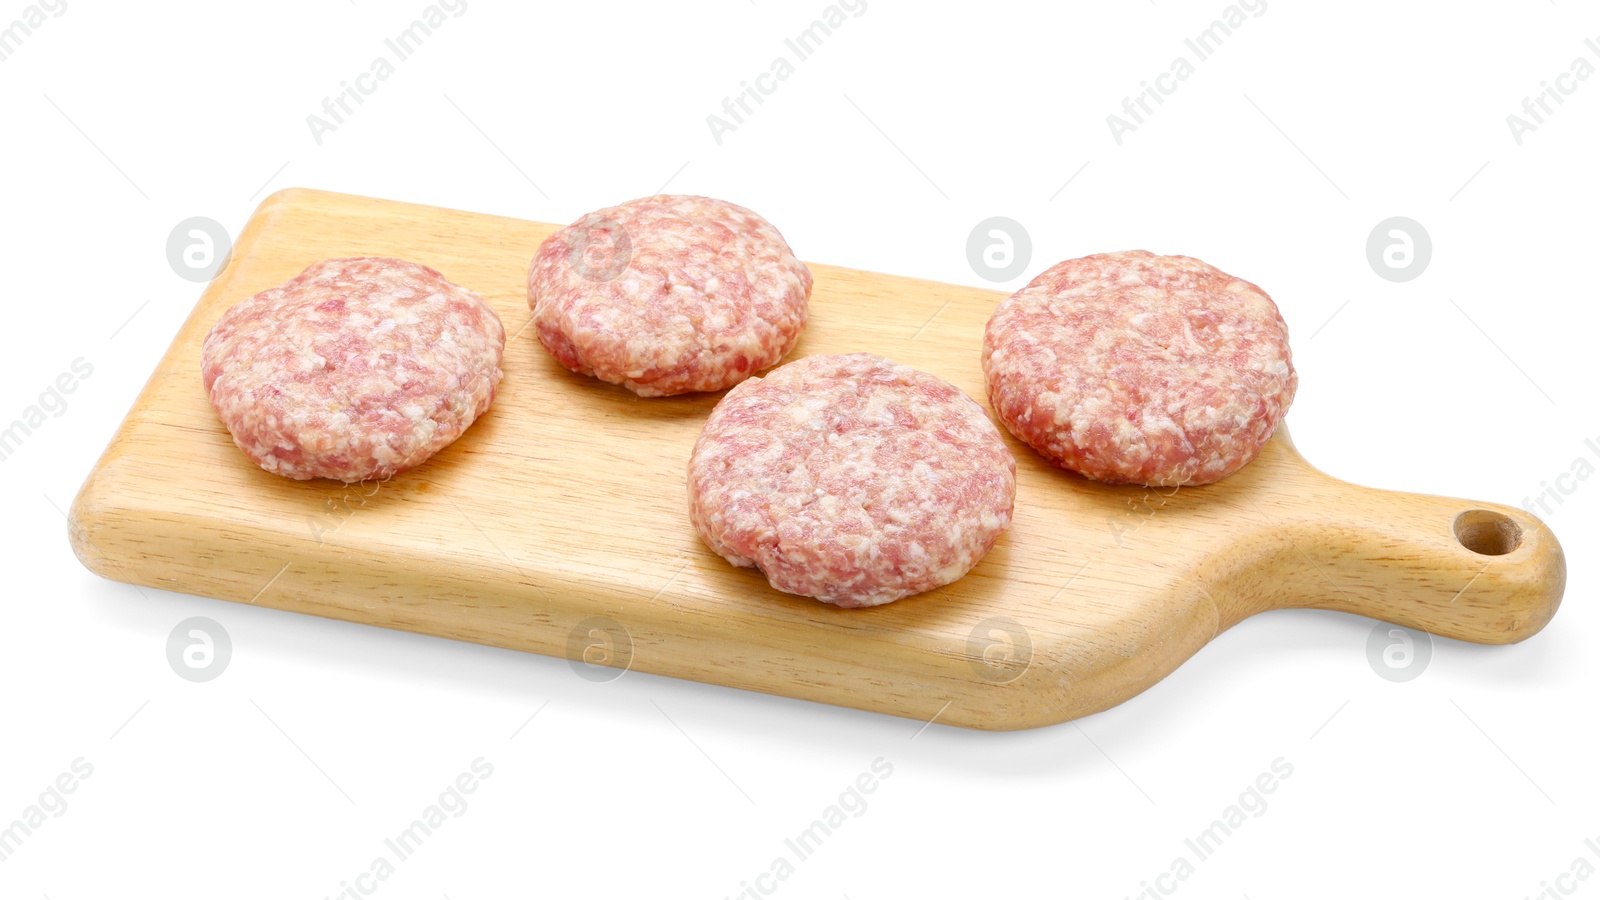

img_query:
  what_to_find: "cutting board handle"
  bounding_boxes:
[1239,477,1566,644]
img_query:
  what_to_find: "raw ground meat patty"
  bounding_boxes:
[527,195,812,397]
[983,251,1296,487]
[688,353,1016,608]
[201,257,505,482]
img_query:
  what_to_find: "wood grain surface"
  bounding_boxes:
[67,189,1567,730]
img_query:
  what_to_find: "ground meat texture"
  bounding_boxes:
[982,251,1297,487]
[688,353,1016,608]
[201,258,505,482]
[527,195,812,397]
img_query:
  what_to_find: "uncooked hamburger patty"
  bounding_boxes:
[983,251,1296,487]
[201,257,505,482]
[688,353,1016,608]
[527,195,812,397]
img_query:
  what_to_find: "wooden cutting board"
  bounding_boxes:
[68,189,1566,730]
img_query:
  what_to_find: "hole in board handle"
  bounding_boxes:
[1454,509,1522,556]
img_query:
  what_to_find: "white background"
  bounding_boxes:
[2,1,1596,897]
